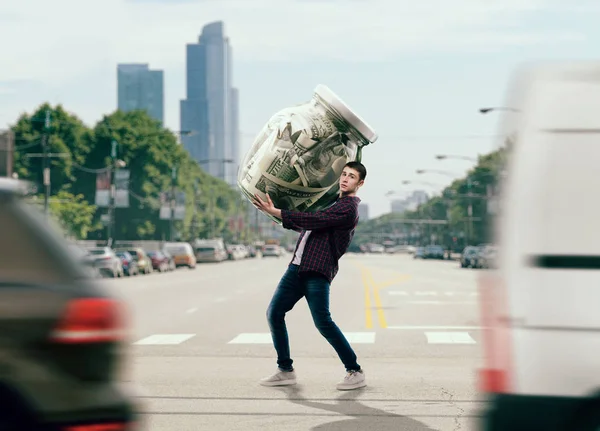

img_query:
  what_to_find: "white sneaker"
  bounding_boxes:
[260,369,297,387]
[336,369,366,390]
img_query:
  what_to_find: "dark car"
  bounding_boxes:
[424,245,445,259]
[460,246,480,268]
[0,179,138,430]
[146,250,171,272]
[116,251,139,276]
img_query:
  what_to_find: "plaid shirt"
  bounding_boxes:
[281,196,361,282]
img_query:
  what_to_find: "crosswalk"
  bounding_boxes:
[132,328,482,346]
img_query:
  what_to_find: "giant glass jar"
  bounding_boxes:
[238,84,378,223]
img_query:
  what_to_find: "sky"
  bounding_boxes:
[1,0,599,218]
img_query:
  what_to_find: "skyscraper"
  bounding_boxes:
[358,203,369,222]
[181,21,240,186]
[117,64,164,124]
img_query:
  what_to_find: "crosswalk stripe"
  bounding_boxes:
[227,332,377,344]
[133,334,196,345]
[387,325,482,330]
[425,331,476,344]
[228,333,271,344]
[388,291,478,297]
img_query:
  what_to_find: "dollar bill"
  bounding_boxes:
[238,94,366,220]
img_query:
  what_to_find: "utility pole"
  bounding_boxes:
[170,166,177,241]
[42,109,51,217]
[107,140,117,247]
[467,178,473,245]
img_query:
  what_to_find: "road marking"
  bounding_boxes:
[388,291,479,297]
[227,332,376,344]
[403,300,476,305]
[186,307,198,314]
[228,333,272,344]
[407,300,443,305]
[214,297,228,303]
[133,334,196,345]
[388,325,482,330]
[342,332,376,343]
[358,265,411,330]
[425,332,476,344]
[368,270,388,329]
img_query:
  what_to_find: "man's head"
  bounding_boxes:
[339,161,366,196]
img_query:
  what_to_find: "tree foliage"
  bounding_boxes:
[11,104,254,242]
[355,146,507,249]
[48,190,99,239]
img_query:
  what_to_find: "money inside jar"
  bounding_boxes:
[238,84,378,223]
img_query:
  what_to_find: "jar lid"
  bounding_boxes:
[314,84,378,143]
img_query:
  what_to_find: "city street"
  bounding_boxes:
[103,253,486,431]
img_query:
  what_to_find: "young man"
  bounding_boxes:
[252,161,367,391]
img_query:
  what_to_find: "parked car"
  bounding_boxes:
[116,247,153,275]
[161,249,176,271]
[163,242,197,269]
[115,251,139,276]
[0,178,138,429]
[146,250,172,272]
[413,247,426,259]
[262,244,283,257]
[85,247,124,278]
[195,243,228,263]
[476,245,498,269]
[226,244,247,260]
[460,246,480,268]
[424,245,445,259]
[67,244,100,278]
[246,245,258,258]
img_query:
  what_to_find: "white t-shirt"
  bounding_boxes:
[292,231,312,265]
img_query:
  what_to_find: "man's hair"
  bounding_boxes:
[344,161,367,181]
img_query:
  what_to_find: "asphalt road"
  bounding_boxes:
[102,252,487,431]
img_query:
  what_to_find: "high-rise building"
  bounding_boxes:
[117,64,164,124]
[358,203,369,221]
[391,190,429,213]
[391,199,408,213]
[181,21,240,186]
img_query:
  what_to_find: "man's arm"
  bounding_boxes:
[281,200,356,231]
[253,193,355,231]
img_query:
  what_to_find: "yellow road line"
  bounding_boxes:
[368,271,388,329]
[357,264,412,330]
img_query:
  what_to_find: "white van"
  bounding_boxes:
[479,62,600,429]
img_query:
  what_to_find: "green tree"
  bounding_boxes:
[11,103,92,194]
[48,190,99,239]
[77,109,243,241]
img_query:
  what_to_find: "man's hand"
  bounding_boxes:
[253,193,282,219]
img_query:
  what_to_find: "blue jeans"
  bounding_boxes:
[266,264,361,372]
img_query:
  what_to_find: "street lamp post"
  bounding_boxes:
[435,154,478,162]
[402,180,443,188]
[479,107,520,114]
[107,140,126,247]
[416,169,459,178]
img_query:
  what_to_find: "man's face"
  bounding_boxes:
[339,167,364,195]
